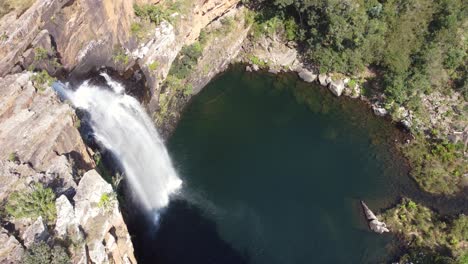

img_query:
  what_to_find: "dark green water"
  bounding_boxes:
[139,68,421,263]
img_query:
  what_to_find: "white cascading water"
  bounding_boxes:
[53,73,182,212]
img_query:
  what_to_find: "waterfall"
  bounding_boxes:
[53,73,182,211]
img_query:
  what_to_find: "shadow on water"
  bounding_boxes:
[128,199,249,264]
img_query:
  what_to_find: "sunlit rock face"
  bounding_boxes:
[0,72,136,263]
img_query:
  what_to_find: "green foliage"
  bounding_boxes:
[163,74,192,96]
[34,47,48,62]
[249,55,267,68]
[382,199,467,259]
[148,61,159,71]
[283,18,297,41]
[402,135,465,194]
[8,152,17,162]
[6,183,56,223]
[133,0,185,26]
[0,32,7,41]
[22,242,70,264]
[98,192,116,213]
[31,70,56,92]
[348,79,357,89]
[112,48,129,65]
[169,42,202,79]
[130,22,143,38]
[248,0,468,101]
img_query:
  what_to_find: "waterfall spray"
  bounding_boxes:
[53,73,182,212]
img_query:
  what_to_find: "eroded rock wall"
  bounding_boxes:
[0,73,136,263]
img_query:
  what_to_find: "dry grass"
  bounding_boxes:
[0,0,36,19]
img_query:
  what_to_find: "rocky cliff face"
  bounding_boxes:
[0,0,244,262]
[0,73,135,263]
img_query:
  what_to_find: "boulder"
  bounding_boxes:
[318,74,329,86]
[298,68,317,83]
[22,216,49,248]
[245,65,252,72]
[373,106,388,117]
[252,64,259,71]
[401,119,412,130]
[328,79,345,97]
[268,68,280,74]
[55,195,78,238]
[0,227,24,263]
[361,201,389,234]
[74,170,136,264]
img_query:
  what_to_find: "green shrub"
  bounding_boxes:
[148,61,159,71]
[98,192,116,213]
[112,49,129,65]
[348,79,357,89]
[134,4,170,25]
[249,55,267,68]
[169,42,203,79]
[31,70,56,91]
[284,18,298,41]
[6,183,56,223]
[382,199,467,258]
[22,242,70,264]
[8,152,17,162]
[34,47,48,62]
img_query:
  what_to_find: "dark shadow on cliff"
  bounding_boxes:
[127,199,250,264]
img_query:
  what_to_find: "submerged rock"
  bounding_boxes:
[361,201,389,234]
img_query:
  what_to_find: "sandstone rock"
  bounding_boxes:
[55,195,78,238]
[252,64,260,71]
[328,79,345,97]
[0,0,68,76]
[44,155,77,197]
[74,170,136,264]
[318,74,329,86]
[268,68,280,74]
[89,242,109,264]
[298,68,317,83]
[22,216,49,248]
[0,161,38,201]
[373,106,388,117]
[0,227,24,263]
[361,201,389,234]
[0,72,94,171]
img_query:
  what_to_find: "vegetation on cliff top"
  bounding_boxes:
[22,242,70,264]
[5,183,56,223]
[246,0,467,100]
[243,0,467,195]
[381,198,467,263]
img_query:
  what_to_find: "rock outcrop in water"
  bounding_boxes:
[360,201,389,234]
